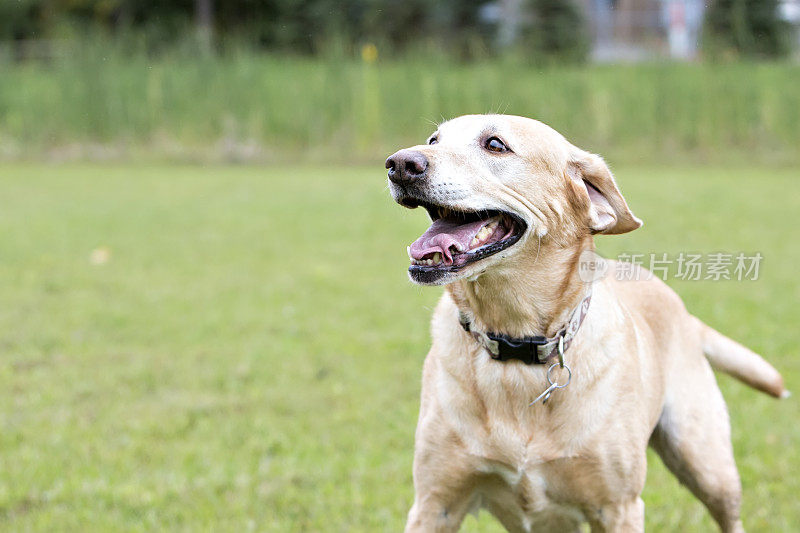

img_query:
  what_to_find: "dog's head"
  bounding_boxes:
[386,114,641,285]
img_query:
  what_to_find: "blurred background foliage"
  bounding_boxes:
[0,0,793,59]
[0,0,797,163]
[2,0,499,58]
[705,0,793,57]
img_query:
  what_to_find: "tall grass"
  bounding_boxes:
[1,41,799,162]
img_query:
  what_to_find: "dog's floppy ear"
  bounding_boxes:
[567,150,642,235]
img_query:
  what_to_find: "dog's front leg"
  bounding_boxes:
[586,497,645,533]
[405,490,477,533]
[405,439,479,533]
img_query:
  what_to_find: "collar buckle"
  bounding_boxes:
[486,332,551,364]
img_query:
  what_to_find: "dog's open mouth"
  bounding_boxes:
[404,202,526,272]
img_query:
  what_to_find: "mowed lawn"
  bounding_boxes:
[0,162,798,531]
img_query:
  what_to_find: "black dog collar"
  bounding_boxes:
[458,292,592,365]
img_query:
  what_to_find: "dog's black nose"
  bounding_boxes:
[386,150,428,185]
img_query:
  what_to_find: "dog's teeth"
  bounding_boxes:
[432,252,441,264]
[472,221,498,247]
[407,246,412,259]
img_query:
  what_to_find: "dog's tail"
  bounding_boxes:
[693,316,788,398]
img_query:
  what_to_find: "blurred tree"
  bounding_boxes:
[523,0,589,61]
[0,0,41,41]
[0,0,582,61]
[429,0,493,58]
[705,0,791,58]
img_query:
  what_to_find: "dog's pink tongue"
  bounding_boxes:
[409,218,486,264]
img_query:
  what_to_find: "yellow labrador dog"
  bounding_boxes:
[385,115,786,532]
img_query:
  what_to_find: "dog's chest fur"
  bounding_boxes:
[448,373,646,530]
[428,304,649,528]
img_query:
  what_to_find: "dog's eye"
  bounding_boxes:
[484,137,508,153]
[428,136,438,145]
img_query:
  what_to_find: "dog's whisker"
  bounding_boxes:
[532,232,542,266]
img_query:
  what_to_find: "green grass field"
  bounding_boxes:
[1,162,798,531]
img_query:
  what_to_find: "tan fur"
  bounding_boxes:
[387,115,786,532]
